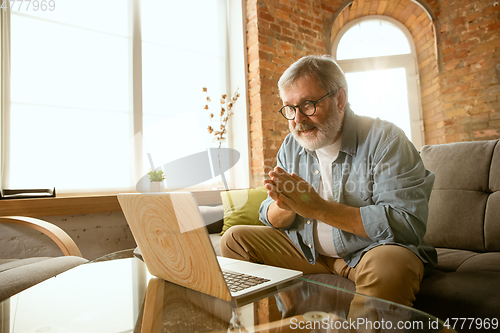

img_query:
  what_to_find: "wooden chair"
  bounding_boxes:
[0,216,88,302]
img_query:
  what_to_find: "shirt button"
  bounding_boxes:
[315,170,319,174]
[308,258,313,262]
[307,220,311,224]
[308,244,312,249]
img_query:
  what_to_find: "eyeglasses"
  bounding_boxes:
[279,91,336,120]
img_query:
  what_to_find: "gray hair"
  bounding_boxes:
[278,55,349,104]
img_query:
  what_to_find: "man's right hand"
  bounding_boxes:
[263,173,297,229]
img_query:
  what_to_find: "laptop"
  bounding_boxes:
[117,192,302,302]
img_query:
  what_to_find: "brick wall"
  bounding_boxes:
[439,0,500,142]
[246,0,340,186]
[246,0,500,185]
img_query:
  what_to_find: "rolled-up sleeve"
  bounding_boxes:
[259,196,274,227]
[259,143,286,228]
[360,134,435,247]
[259,138,300,230]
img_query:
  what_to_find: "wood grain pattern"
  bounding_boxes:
[141,278,165,333]
[0,216,83,257]
[118,193,232,302]
[0,195,122,217]
[140,278,231,333]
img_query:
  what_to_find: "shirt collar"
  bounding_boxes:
[339,107,357,157]
[298,146,308,156]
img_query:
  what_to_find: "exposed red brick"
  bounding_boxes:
[399,4,415,22]
[474,129,500,139]
[384,0,401,16]
[377,0,388,15]
[466,12,482,23]
[484,5,500,16]
[356,0,365,17]
[369,0,379,15]
[392,2,407,19]
[258,10,275,23]
[487,21,500,32]
[452,16,466,27]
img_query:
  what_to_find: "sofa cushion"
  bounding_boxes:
[435,248,479,272]
[421,140,499,251]
[414,270,500,324]
[425,190,488,251]
[485,141,500,251]
[485,191,500,252]
[219,187,267,236]
[435,248,500,272]
[489,138,500,192]
[421,140,496,192]
[455,252,500,272]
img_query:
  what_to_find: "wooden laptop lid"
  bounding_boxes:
[118,193,232,301]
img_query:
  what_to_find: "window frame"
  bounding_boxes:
[331,15,424,150]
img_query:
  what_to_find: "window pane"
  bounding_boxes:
[346,68,412,139]
[10,0,128,36]
[141,0,225,190]
[9,2,131,191]
[337,19,411,60]
[10,105,131,191]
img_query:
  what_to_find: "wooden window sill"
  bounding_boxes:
[0,190,224,217]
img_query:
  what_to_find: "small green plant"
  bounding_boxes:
[147,169,165,182]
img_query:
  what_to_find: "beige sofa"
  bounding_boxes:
[204,139,500,328]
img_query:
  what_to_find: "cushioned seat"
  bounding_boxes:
[0,216,88,302]
[0,256,87,301]
[415,271,500,321]
[435,248,500,272]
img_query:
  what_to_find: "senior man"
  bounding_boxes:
[221,55,436,308]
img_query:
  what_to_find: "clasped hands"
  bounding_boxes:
[263,166,325,219]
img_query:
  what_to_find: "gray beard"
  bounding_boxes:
[290,107,342,150]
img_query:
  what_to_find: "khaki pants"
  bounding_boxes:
[220,225,424,308]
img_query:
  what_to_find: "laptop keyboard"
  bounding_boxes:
[222,270,270,293]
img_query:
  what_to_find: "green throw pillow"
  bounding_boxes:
[219,187,268,236]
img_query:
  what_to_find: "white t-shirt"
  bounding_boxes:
[313,137,342,258]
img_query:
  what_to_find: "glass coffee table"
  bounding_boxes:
[0,249,454,332]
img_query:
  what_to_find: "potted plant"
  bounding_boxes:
[147,169,166,192]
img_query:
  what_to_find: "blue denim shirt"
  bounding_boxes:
[259,109,437,273]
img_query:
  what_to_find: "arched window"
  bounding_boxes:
[332,16,424,149]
